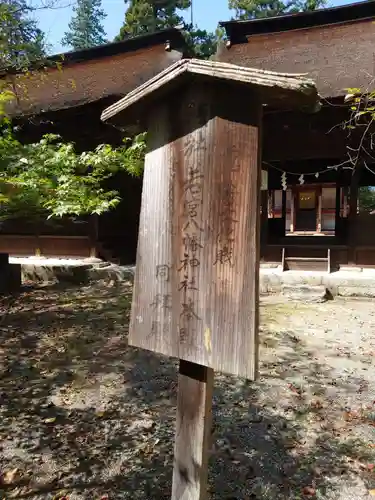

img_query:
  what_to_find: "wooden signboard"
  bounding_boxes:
[101,58,319,500]
[130,82,260,380]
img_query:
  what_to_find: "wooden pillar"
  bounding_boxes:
[260,189,268,256]
[335,174,342,239]
[172,361,214,500]
[317,185,322,233]
[343,187,349,218]
[267,190,273,218]
[35,235,41,257]
[89,215,99,258]
[348,165,361,264]
[290,189,295,233]
[282,189,287,236]
[169,84,260,499]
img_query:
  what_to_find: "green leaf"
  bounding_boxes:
[0,117,146,221]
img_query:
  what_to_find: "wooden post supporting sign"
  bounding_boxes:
[172,360,213,500]
[102,58,319,499]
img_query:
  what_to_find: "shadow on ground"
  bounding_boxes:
[0,283,374,499]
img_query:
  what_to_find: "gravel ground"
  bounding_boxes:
[0,282,374,499]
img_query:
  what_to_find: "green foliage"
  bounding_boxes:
[184,26,224,60]
[343,88,375,171]
[61,0,108,50]
[0,1,147,223]
[0,124,146,221]
[358,187,375,213]
[229,0,326,19]
[0,90,15,117]
[117,0,191,39]
[344,88,375,127]
[116,0,221,59]
[0,0,47,70]
[0,87,147,221]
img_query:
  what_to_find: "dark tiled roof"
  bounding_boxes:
[1,27,187,75]
[220,1,375,42]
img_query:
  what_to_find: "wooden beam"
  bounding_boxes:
[171,360,214,500]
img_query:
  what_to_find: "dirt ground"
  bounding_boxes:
[0,281,374,499]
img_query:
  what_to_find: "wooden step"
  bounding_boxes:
[285,257,328,262]
[282,248,331,272]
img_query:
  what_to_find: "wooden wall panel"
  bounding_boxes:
[0,235,91,257]
[353,214,375,246]
[40,237,91,257]
[129,83,260,379]
[355,249,375,267]
[0,236,37,256]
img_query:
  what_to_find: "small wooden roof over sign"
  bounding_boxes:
[101,57,320,127]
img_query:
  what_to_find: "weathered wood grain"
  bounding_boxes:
[171,360,213,500]
[129,81,260,379]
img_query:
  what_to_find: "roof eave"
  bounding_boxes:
[219,1,375,41]
[0,27,188,77]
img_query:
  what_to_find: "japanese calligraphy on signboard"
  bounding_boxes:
[129,87,260,380]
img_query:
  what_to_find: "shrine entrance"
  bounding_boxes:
[295,189,317,232]
[282,183,338,236]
